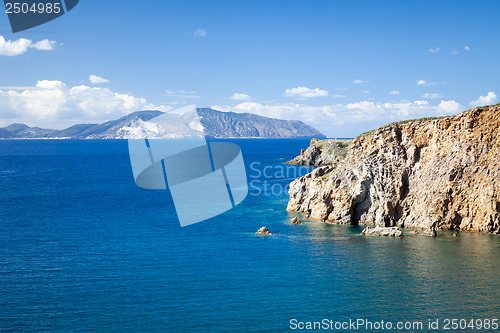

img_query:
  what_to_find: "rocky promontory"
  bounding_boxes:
[285,138,352,165]
[287,105,500,234]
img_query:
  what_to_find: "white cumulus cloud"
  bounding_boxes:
[212,98,464,137]
[0,36,56,56]
[438,100,462,113]
[469,92,497,107]
[230,93,251,100]
[428,47,440,54]
[389,91,400,95]
[194,28,207,37]
[0,80,171,127]
[422,93,443,98]
[353,79,369,84]
[417,80,442,86]
[165,90,200,98]
[284,86,328,98]
[89,75,110,84]
[31,39,56,50]
[464,46,470,51]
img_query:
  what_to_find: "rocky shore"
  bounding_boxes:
[287,105,500,234]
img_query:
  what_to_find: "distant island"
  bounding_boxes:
[287,104,500,234]
[0,108,325,139]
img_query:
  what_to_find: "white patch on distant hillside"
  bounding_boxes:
[115,111,205,139]
[188,120,204,132]
[116,119,160,139]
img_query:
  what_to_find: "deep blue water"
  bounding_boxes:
[0,139,499,332]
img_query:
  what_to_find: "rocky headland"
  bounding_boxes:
[285,138,352,165]
[287,105,500,234]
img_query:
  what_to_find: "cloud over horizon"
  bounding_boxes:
[0,79,475,137]
[213,98,464,137]
[469,92,497,107]
[0,80,172,128]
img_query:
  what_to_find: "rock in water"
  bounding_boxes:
[361,226,403,237]
[287,105,500,234]
[290,217,302,224]
[421,229,437,237]
[421,222,437,237]
[255,227,272,235]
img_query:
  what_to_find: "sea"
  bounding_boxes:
[0,139,499,332]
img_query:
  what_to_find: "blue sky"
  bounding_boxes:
[0,0,498,137]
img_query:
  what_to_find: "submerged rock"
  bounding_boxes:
[255,227,272,235]
[287,105,500,234]
[291,217,302,224]
[361,226,403,237]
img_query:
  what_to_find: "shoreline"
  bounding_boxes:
[286,106,500,234]
[292,213,500,235]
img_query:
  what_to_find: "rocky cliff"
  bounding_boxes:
[287,105,500,234]
[285,138,352,165]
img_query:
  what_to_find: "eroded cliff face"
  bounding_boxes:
[287,105,500,233]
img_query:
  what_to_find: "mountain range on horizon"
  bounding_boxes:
[0,108,325,139]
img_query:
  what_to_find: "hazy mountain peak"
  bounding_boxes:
[0,108,325,139]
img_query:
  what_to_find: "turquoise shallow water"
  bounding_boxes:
[0,139,499,332]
